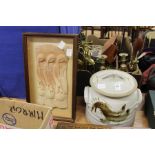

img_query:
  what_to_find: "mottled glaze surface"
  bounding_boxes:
[85,70,142,126]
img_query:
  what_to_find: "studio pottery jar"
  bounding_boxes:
[84,69,142,127]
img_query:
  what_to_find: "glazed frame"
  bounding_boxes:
[23,33,78,122]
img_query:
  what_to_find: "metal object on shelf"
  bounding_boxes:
[119,53,128,72]
[128,58,139,73]
[128,42,139,73]
[79,40,95,69]
[96,54,108,70]
[119,53,128,63]
[120,63,128,72]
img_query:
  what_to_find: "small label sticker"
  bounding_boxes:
[97,83,106,89]
[58,41,66,49]
[66,48,73,57]
[2,113,16,126]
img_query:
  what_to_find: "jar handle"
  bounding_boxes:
[135,89,143,109]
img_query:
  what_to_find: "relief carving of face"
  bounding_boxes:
[36,44,68,107]
[46,54,56,64]
[56,54,68,63]
[37,53,46,65]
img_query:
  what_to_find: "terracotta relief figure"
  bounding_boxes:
[36,53,46,105]
[36,44,68,108]
[46,53,56,101]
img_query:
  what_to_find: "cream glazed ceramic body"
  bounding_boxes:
[84,70,142,127]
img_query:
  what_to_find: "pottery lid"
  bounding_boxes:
[90,69,137,97]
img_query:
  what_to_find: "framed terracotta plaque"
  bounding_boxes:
[23,33,78,122]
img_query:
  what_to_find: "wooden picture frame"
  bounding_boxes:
[23,33,78,122]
